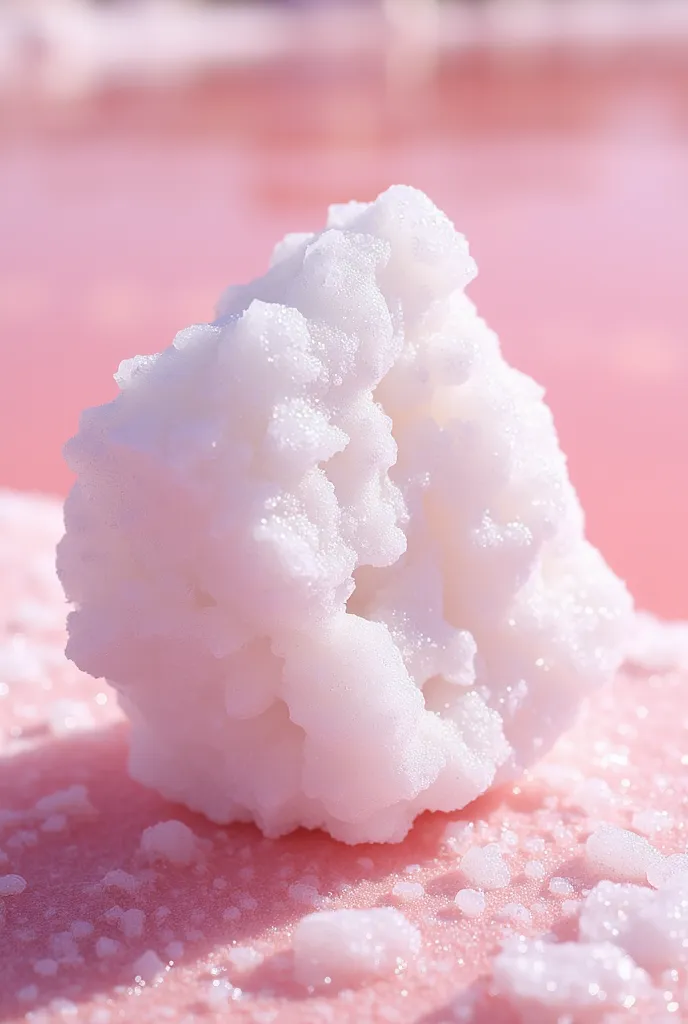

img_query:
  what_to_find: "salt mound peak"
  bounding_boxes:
[58,185,631,844]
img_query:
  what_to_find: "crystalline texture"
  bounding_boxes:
[58,186,632,844]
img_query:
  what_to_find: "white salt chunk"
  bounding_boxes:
[454,888,486,917]
[140,821,199,866]
[499,903,532,926]
[493,937,651,1018]
[460,844,511,890]
[0,873,27,896]
[524,860,545,880]
[59,186,632,845]
[35,785,96,820]
[288,883,322,907]
[292,907,420,990]
[584,824,660,882]
[70,920,94,939]
[391,881,425,902]
[132,949,166,984]
[165,941,184,960]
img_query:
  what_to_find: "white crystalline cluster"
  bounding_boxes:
[493,937,651,1022]
[58,186,632,844]
[292,907,421,990]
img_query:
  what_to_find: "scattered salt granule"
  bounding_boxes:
[35,784,96,821]
[391,880,425,902]
[584,824,660,882]
[292,907,421,990]
[132,949,166,984]
[33,958,59,977]
[548,877,574,896]
[0,873,27,896]
[493,937,651,1020]
[226,946,265,971]
[102,869,140,892]
[499,903,532,927]
[95,937,121,959]
[140,820,199,866]
[523,860,545,880]
[454,889,486,918]
[118,907,146,939]
[460,844,511,890]
[58,185,632,844]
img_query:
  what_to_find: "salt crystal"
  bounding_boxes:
[132,949,166,984]
[59,186,631,845]
[165,941,184,960]
[70,920,94,939]
[548,877,574,896]
[140,821,199,866]
[0,873,27,896]
[227,946,264,971]
[391,881,425,902]
[288,883,322,907]
[95,937,121,959]
[119,908,146,939]
[584,824,660,882]
[460,844,511,890]
[523,860,545,880]
[102,869,141,892]
[203,978,240,1009]
[454,888,486,918]
[493,937,651,1016]
[33,958,59,977]
[292,907,421,990]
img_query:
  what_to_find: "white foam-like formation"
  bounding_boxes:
[58,185,632,844]
[292,907,421,990]
[460,843,511,890]
[493,937,651,1021]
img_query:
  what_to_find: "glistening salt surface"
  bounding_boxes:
[58,186,631,845]
[4,491,688,1023]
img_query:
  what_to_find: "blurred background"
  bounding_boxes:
[0,0,686,617]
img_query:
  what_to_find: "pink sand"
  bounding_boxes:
[1,491,687,1023]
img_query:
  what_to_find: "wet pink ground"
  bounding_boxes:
[1,41,688,1024]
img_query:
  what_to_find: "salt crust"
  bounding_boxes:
[58,186,632,844]
[292,907,421,990]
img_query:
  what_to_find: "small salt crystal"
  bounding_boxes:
[460,844,511,890]
[95,937,121,959]
[33,958,59,977]
[288,883,322,907]
[140,821,199,867]
[119,908,146,939]
[548,877,574,896]
[584,824,660,882]
[391,881,425,902]
[499,903,532,926]
[102,869,140,892]
[0,873,27,896]
[292,907,421,990]
[523,860,545,880]
[227,946,264,971]
[454,889,486,918]
[132,949,166,984]
[70,920,94,939]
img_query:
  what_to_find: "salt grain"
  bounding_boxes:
[0,873,27,896]
[140,821,199,867]
[585,824,660,882]
[454,889,486,918]
[460,844,511,890]
[391,881,425,902]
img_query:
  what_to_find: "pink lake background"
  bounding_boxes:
[1,11,688,1023]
